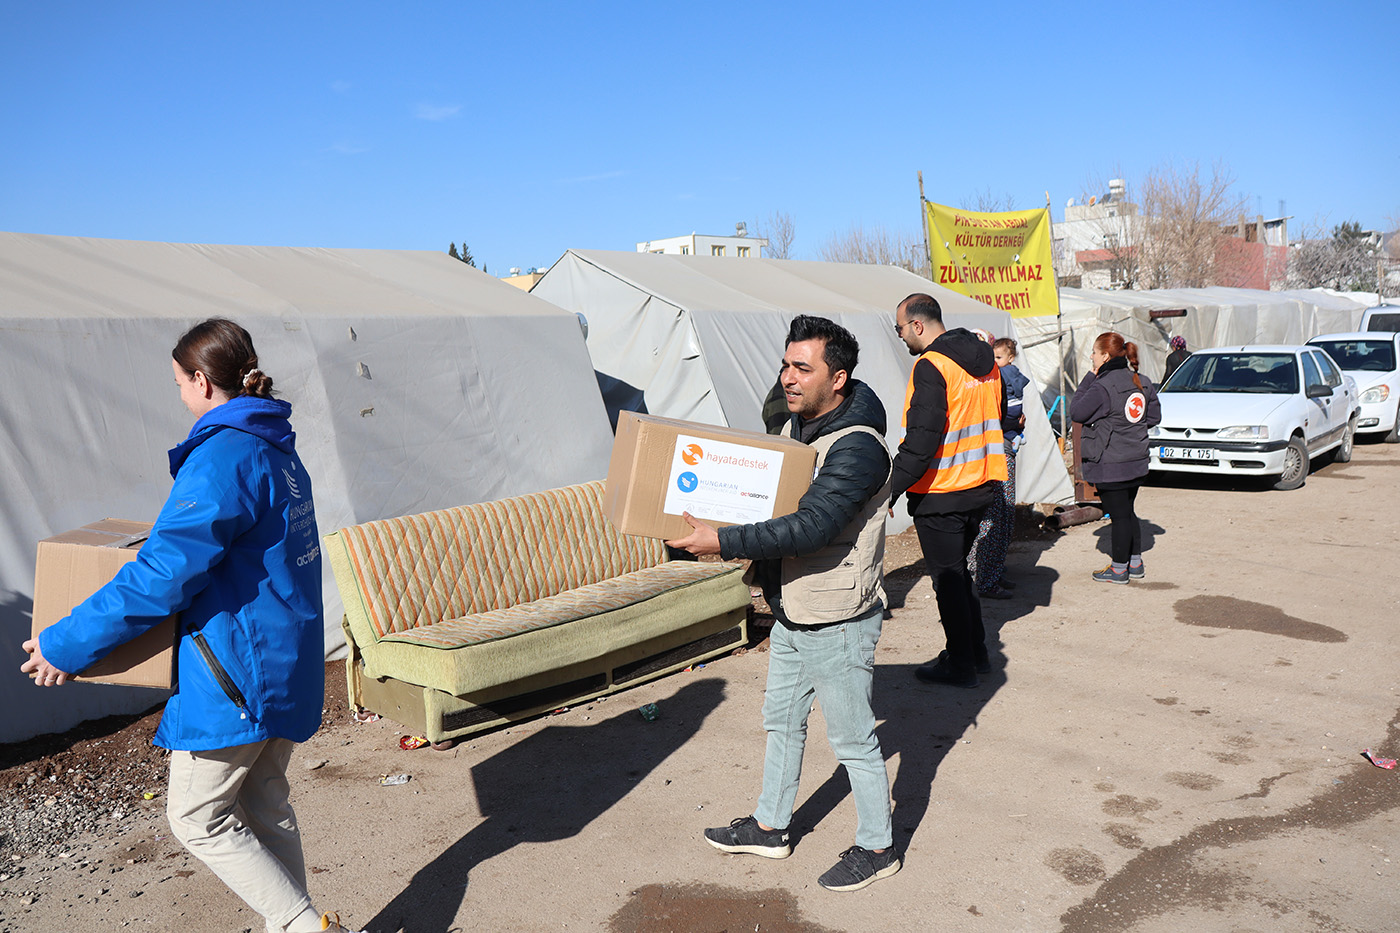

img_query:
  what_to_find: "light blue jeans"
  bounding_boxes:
[753,605,893,850]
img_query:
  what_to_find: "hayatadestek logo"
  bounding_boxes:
[681,443,704,466]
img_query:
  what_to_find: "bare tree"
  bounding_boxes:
[1288,217,1381,291]
[961,187,1021,213]
[1136,161,1245,288]
[1069,170,1141,288]
[818,224,927,277]
[754,210,796,260]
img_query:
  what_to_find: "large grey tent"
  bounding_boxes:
[0,232,615,743]
[1013,286,1369,404]
[533,250,1075,529]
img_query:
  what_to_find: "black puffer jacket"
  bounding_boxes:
[717,380,890,561]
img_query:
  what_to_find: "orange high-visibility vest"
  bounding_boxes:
[902,351,1007,494]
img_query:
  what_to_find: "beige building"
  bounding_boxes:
[501,270,545,290]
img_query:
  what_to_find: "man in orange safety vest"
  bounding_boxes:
[890,293,1007,688]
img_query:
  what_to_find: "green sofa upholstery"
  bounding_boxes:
[323,480,749,742]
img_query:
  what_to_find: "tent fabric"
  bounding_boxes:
[0,232,615,744]
[532,250,1076,529]
[1012,286,1369,412]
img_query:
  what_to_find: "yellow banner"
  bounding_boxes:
[924,201,1059,318]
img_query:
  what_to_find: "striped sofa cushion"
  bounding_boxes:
[336,481,666,638]
[377,560,737,649]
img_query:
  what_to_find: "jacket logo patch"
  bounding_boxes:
[283,468,303,499]
[1124,391,1147,423]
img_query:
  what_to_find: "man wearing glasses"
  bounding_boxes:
[891,293,1007,688]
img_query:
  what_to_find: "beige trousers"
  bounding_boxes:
[166,738,323,933]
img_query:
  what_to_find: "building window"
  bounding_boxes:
[680,246,690,255]
[650,249,664,254]
[711,245,725,256]
[737,246,750,258]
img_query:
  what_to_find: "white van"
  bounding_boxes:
[1362,304,1400,332]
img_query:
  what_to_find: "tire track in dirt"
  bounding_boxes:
[1057,707,1400,932]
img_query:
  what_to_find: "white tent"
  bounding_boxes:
[1013,286,1369,409]
[532,250,1075,529]
[0,232,615,743]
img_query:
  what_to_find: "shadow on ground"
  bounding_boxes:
[366,678,726,933]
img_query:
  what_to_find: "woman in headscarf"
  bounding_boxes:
[1164,335,1191,381]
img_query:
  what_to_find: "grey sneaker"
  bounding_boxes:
[1092,565,1129,584]
[703,816,791,858]
[818,845,902,891]
[1128,561,1145,579]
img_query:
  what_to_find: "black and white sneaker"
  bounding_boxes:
[817,845,902,891]
[703,816,791,859]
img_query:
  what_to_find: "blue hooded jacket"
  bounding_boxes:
[40,396,325,751]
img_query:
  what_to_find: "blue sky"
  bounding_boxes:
[3,2,1396,275]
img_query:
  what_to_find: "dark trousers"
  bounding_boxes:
[913,505,990,674]
[1096,481,1143,564]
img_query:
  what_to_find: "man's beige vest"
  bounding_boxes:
[776,423,891,625]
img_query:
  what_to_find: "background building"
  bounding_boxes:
[637,222,768,258]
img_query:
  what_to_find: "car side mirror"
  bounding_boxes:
[1306,383,1331,399]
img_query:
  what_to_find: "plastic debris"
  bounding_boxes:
[399,735,428,750]
[1362,749,1397,769]
[379,774,412,786]
[141,792,157,800]
[638,703,660,722]
[352,709,381,724]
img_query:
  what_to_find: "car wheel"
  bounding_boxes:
[1386,401,1400,444]
[1334,417,1356,463]
[1273,436,1309,490]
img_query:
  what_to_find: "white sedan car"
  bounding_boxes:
[1150,345,1359,490]
[1306,332,1400,442]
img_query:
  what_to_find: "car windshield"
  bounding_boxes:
[1309,340,1396,372]
[1163,353,1298,394]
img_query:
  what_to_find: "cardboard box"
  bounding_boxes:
[31,519,176,689]
[604,412,818,540]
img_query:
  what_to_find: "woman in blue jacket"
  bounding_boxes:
[21,319,362,933]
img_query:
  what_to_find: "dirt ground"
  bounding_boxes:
[3,440,1399,933]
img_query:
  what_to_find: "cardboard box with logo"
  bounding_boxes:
[604,412,818,540]
[31,519,176,689]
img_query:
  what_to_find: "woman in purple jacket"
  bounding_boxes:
[1071,332,1161,584]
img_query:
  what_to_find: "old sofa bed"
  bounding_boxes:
[323,480,749,743]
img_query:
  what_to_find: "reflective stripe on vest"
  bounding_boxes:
[902,351,1007,494]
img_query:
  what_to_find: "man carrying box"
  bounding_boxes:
[667,314,899,892]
